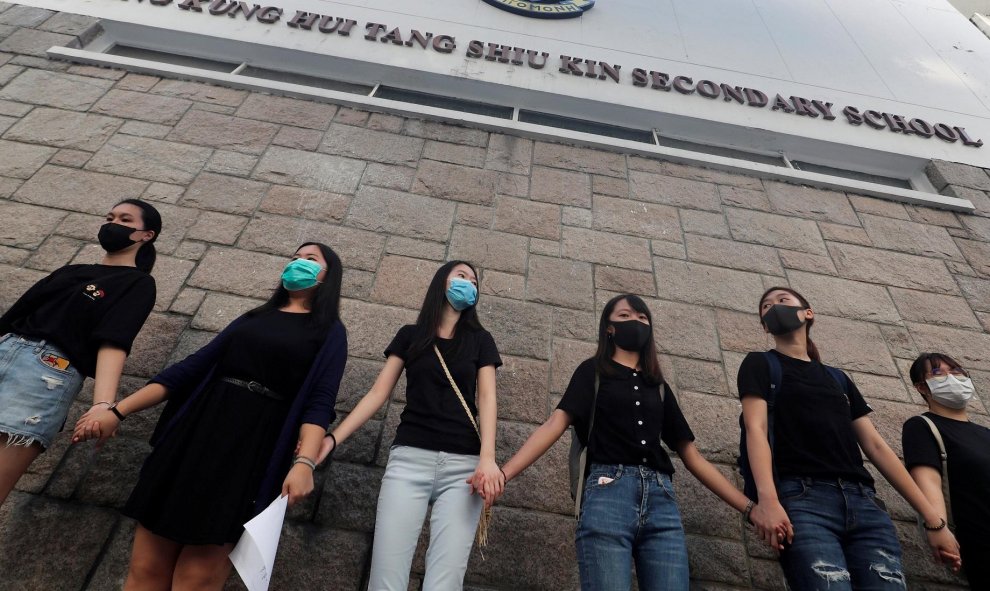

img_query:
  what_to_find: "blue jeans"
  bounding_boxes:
[368,445,483,591]
[0,334,84,449]
[778,478,905,590]
[576,464,689,591]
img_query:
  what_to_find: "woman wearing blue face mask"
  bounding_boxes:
[314,260,502,591]
[903,353,990,589]
[73,242,346,591]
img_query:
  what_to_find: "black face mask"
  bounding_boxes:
[98,223,139,253]
[611,320,651,352]
[762,304,807,336]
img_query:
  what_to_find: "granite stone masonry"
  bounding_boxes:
[0,8,986,591]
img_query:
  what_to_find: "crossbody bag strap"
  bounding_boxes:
[918,415,952,528]
[434,344,496,549]
[434,344,481,439]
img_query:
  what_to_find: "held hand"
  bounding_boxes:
[466,458,505,507]
[281,463,315,507]
[748,499,793,551]
[926,527,962,572]
[72,408,120,447]
[316,435,337,465]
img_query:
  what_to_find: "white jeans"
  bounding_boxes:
[368,445,483,591]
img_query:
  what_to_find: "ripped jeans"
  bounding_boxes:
[0,334,84,449]
[778,477,905,591]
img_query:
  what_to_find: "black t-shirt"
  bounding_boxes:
[557,358,695,474]
[386,325,502,455]
[218,310,326,401]
[737,350,873,484]
[903,413,990,545]
[0,264,156,378]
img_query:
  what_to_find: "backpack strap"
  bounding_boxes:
[918,415,953,530]
[573,373,599,519]
[763,351,782,410]
[761,351,783,498]
[823,365,851,404]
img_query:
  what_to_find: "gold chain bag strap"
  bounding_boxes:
[433,344,494,548]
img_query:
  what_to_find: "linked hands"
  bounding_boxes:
[71,405,120,447]
[927,527,962,572]
[747,499,794,551]
[465,457,505,508]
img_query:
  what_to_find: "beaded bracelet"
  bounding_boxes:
[923,517,947,531]
[743,500,755,525]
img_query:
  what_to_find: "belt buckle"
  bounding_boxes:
[247,381,264,394]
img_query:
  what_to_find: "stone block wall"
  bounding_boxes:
[0,4,988,590]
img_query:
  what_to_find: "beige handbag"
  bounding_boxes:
[434,344,494,548]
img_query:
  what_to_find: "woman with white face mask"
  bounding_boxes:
[903,353,990,589]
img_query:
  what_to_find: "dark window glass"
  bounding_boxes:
[791,161,913,189]
[239,67,373,95]
[655,135,786,166]
[107,45,238,73]
[519,110,654,144]
[375,86,513,118]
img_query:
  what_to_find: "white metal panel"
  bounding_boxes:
[11,0,990,168]
[670,0,792,79]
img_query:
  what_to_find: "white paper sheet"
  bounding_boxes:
[229,494,289,591]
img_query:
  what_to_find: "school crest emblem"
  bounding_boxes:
[481,0,595,19]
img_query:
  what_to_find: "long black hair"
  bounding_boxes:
[594,294,664,385]
[116,199,161,273]
[758,286,820,362]
[247,242,343,330]
[406,260,484,360]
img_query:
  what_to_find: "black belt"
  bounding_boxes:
[221,377,284,401]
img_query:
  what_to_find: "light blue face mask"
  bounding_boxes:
[446,278,478,311]
[281,258,324,291]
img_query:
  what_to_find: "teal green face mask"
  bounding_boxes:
[281,258,324,291]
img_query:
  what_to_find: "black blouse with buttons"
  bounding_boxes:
[557,357,694,474]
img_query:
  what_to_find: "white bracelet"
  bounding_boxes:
[293,456,317,470]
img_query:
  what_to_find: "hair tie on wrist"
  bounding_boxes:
[108,402,126,421]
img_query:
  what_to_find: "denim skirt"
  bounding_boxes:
[0,334,85,449]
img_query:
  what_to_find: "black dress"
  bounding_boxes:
[123,310,325,545]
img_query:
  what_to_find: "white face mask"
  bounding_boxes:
[926,374,975,409]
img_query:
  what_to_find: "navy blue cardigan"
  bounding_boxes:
[148,314,347,515]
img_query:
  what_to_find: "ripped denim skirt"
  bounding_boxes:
[0,334,85,449]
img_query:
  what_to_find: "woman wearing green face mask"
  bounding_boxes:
[73,242,347,591]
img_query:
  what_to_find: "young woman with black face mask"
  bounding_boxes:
[312,260,501,591]
[495,294,754,591]
[739,287,961,590]
[73,242,346,591]
[903,352,990,589]
[0,199,160,507]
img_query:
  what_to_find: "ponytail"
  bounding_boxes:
[135,243,157,274]
[115,198,162,273]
